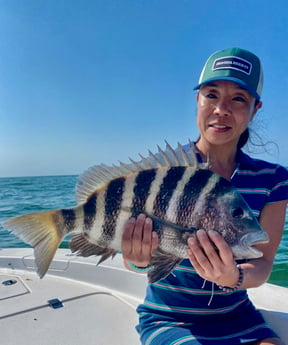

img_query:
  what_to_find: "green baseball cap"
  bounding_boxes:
[194,47,263,100]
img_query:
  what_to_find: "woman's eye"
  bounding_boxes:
[233,96,246,102]
[206,93,217,99]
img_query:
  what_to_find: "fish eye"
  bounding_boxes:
[232,207,244,218]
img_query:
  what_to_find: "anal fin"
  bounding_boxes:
[69,234,118,264]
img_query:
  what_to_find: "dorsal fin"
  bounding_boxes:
[76,140,203,203]
[138,154,154,169]
[165,141,181,165]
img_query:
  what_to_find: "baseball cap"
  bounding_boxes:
[193,48,263,100]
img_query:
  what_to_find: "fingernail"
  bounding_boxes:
[152,231,158,238]
[188,237,196,245]
[196,229,206,238]
[145,217,152,225]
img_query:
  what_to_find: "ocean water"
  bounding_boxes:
[0,175,287,287]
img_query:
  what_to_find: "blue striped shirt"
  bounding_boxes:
[136,149,288,343]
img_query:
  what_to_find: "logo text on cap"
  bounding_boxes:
[212,56,252,75]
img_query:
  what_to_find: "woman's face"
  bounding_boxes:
[196,81,262,148]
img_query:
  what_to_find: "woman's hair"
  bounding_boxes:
[237,99,260,150]
[237,100,278,156]
[237,128,250,149]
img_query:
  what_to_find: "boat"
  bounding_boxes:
[0,248,287,344]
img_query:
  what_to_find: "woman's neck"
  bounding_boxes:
[195,140,238,180]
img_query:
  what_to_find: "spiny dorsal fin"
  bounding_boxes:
[177,142,189,165]
[165,140,181,165]
[138,154,154,169]
[76,140,202,203]
[128,157,145,170]
[157,145,172,166]
[148,150,163,167]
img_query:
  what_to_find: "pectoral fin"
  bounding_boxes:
[148,249,181,283]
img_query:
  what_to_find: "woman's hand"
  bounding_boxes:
[121,214,159,268]
[187,229,240,288]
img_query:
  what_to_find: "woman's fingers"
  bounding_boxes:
[207,230,234,264]
[121,214,158,266]
[121,217,136,255]
[187,230,236,284]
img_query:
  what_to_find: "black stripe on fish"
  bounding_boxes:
[176,169,214,227]
[210,174,234,196]
[61,209,76,231]
[102,177,126,241]
[131,169,157,217]
[83,194,97,231]
[153,167,186,218]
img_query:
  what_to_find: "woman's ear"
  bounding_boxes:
[251,100,263,121]
[255,100,263,112]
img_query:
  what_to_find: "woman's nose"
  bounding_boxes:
[213,100,231,116]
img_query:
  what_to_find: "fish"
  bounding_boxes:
[3,141,269,283]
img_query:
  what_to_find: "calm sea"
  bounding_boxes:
[0,175,287,287]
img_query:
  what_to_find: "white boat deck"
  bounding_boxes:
[0,248,287,344]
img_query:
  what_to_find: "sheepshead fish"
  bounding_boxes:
[3,141,269,283]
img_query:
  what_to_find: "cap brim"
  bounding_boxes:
[193,77,260,100]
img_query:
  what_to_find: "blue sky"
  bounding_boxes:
[0,0,287,177]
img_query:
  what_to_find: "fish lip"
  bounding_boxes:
[232,231,269,259]
[240,231,269,247]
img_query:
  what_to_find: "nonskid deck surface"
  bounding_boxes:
[0,248,287,345]
[0,249,143,345]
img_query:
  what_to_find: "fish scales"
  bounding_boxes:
[165,167,197,224]
[152,167,186,220]
[3,141,269,281]
[131,169,157,217]
[109,173,137,249]
[144,168,169,214]
[88,187,106,244]
[176,169,215,228]
[191,173,220,220]
[61,209,77,232]
[94,168,179,248]
[102,177,126,244]
[83,194,97,230]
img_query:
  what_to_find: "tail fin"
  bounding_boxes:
[3,209,69,278]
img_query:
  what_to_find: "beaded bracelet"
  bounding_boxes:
[127,261,152,273]
[218,264,244,292]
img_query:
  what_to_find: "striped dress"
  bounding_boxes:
[136,148,288,345]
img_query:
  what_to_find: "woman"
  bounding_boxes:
[121,48,288,345]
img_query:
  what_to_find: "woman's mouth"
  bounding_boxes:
[209,124,231,132]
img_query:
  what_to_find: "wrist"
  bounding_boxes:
[127,261,152,273]
[218,264,244,292]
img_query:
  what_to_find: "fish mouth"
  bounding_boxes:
[232,231,269,259]
[241,231,269,246]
